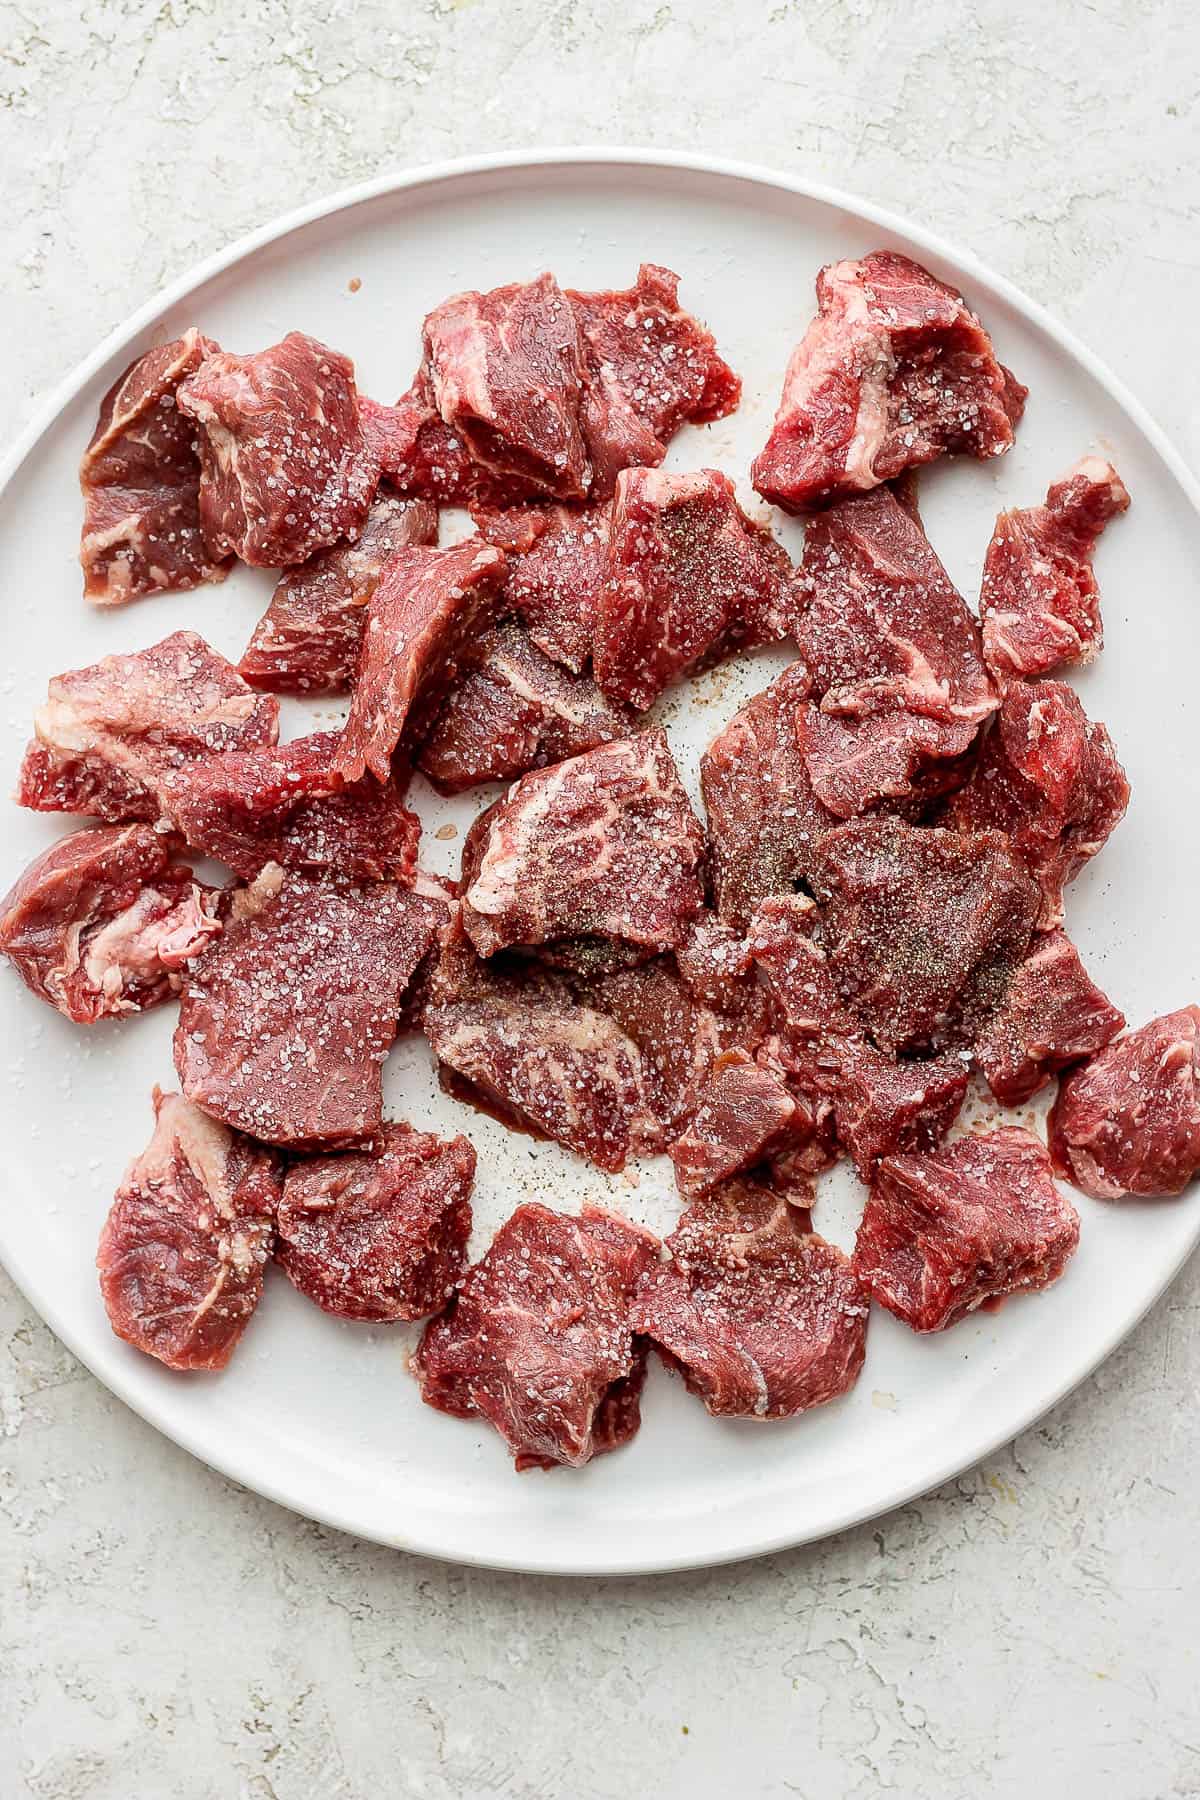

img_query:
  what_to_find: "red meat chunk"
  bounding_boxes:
[795,485,996,816]
[163,732,420,883]
[333,541,507,783]
[941,680,1129,929]
[17,631,279,825]
[810,818,1040,1054]
[413,1202,659,1471]
[175,865,439,1150]
[471,502,610,673]
[1049,1008,1200,1199]
[595,467,795,711]
[367,367,486,507]
[417,622,633,795]
[669,1048,835,1196]
[238,495,438,694]
[177,331,379,566]
[749,894,969,1177]
[632,1180,868,1419]
[275,1123,475,1322]
[461,728,706,959]
[80,329,231,605]
[752,250,1025,513]
[584,956,737,1146]
[97,1088,280,1371]
[854,1127,1080,1332]
[980,457,1130,682]
[976,930,1125,1105]
[0,825,220,1024]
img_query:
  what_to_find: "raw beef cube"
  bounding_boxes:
[668,1048,833,1196]
[238,495,437,694]
[632,1180,868,1419]
[275,1122,475,1322]
[461,728,706,958]
[795,484,996,816]
[471,501,610,672]
[810,818,1040,1054]
[1049,1008,1200,1199]
[976,930,1125,1104]
[584,955,731,1146]
[595,467,795,710]
[334,541,507,782]
[175,865,439,1150]
[97,1088,280,1371]
[854,1127,1080,1332]
[417,622,633,794]
[980,457,1130,682]
[749,894,969,1177]
[177,331,378,566]
[752,250,1025,513]
[423,934,658,1172]
[80,329,231,605]
[17,631,280,824]
[163,731,421,883]
[0,825,221,1024]
[568,262,741,495]
[413,1202,659,1471]
[369,367,487,506]
[941,680,1129,929]
[422,273,592,499]
[674,914,762,1013]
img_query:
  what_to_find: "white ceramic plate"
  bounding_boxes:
[2,150,1198,1575]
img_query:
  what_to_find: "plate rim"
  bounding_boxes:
[2,146,1198,1576]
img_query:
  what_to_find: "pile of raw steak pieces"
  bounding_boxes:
[3,249,1196,1477]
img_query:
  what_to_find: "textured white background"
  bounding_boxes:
[3,4,1199,1797]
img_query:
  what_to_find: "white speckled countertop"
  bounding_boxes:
[3,4,1199,1795]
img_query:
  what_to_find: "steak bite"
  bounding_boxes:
[17,631,279,825]
[0,825,221,1024]
[413,1202,660,1471]
[163,731,421,883]
[417,622,633,795]
[333,541,507,783]
[854,1127,1080,1332]
[941,679,1129,930]
[594,466,795,711]
[177,331,379,566]
[975,930,1125,1105]
[980,457,1130,682]
[632,1179,868,1419]
[1049,1008,1200,1199]
[175,865,440,1151]
[471,501,610,673]
[461,729,706,960]
[79,329,231,605]
[238,495,438,695]
[752,250,1024,513]
[97,1088,281,1372]
[275,1123,475,1322]
[669,1048,835,1197]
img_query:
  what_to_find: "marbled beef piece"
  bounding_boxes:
[97,1088,281,1371]
[1049,1008,1200,1199]
[752,250,1024,513]
[333,541,507,783]
[595,467,795,711]
[980,457,1130,682]
[275,1123,475,1322]
[975,930,1125,1105]
[238,495,437,694]
[461,728,706,960]
[413,1202,659,1471]
[669,1048,836,1197]
[17,631,279,825]
[941,679,1129,930]
[163,731,421,883]
[584,956,734,1148]
[471,501,610,673]
[632,1179,868,1419]
[368,366,487,506]
[854,1128,1080,1332]
[80,329,232,605]
[0,825,221,1024]
[177,331,379,566]
[175,865,440,1151]
[417,622,633,795]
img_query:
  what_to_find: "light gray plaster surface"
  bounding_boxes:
[2,4,1198,1796]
